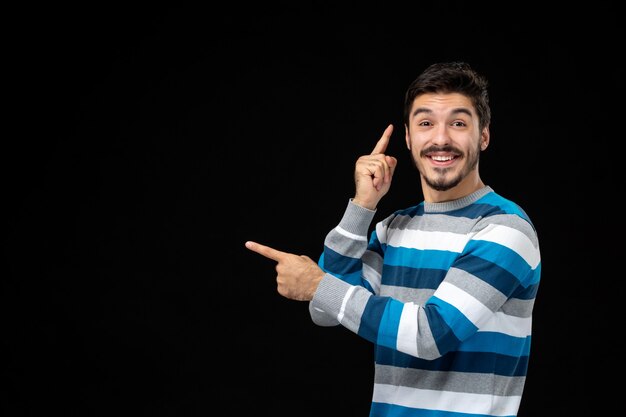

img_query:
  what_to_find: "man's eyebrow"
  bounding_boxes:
[411,107,432,117]
[411,107,473,118]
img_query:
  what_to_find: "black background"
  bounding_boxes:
[4,3,624,416]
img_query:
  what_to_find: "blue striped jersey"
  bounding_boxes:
[309,186,541,417]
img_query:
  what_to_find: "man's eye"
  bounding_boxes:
[451,121,466,127]
[418,121,432,126]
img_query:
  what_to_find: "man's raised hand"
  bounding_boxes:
[352,124,398,210]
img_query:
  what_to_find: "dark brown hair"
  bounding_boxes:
[403,62,491,131]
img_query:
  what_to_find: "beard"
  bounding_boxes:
[411,142,481,192]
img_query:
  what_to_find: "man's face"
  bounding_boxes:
[405,92,488,192]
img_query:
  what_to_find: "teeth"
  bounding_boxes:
[432,155,453,161]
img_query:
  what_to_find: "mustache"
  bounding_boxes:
[420,145,463,157]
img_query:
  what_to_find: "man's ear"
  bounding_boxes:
[405,125,411,150]
[480,127,490,151]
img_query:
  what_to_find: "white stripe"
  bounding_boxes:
[480,311,532,338]
[335,225,368,241]
[337,286,356,323]
[375,221,388,244]
[472,224,541,268]
[384,224,540,270]
[434,282,491,328]
[372,383,521,416]
[387,230,469,252]
[435,282,533,337]
[397,302,419,357]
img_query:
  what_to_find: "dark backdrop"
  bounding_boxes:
[4,3,623,416]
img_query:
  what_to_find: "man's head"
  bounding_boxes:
[403,62,492,200]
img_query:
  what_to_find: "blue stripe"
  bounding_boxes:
[463,239,532,284]
[368,232,385,255]
[528,263,541,285]
[320,246,361,275]
[477,192,531,223]
[458,332,532,357]
[318,253,376,292]
[511,280,540,300]
[394,203,425,217]
[382,265,446,289]
[377,299,403,350]
[426,296,476,345]
[385,247,459,271]
[358,296,391,344]
[370,402,513,417]
[454,254,520,296]
[375,346,529,377]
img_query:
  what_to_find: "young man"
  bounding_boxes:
[245,61,541,416]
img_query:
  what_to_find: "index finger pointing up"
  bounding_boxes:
[245,241,288,262]
[370,124,394,155]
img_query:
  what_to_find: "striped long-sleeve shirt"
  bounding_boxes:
[309,186,541,417]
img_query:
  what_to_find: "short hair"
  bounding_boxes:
[403,62,491,131]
